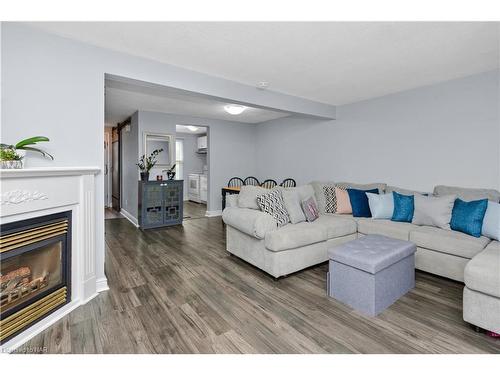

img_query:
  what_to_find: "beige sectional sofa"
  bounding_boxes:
[222,182,500,333]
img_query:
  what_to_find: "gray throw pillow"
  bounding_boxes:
[238,185,269,210]
[281,189,306,224]
[412,194,457,229]
[301,196,319,222]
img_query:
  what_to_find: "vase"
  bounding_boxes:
[140,172,150,181]
[0,150,25,169]
[167,171,176,180]
[0,160,24,169]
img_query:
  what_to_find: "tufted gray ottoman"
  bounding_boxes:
[327,234,416,316]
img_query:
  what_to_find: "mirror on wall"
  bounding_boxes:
[143,132,174,167]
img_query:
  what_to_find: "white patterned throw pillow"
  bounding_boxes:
[257,189,290,227]
[323,183,349,213]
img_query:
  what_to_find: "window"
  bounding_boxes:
[175,138,184,179]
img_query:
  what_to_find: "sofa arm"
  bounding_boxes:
[222,207,277,239]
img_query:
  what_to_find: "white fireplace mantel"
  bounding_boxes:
[0,167,106,352]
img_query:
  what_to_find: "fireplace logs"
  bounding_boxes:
[0,266,49,308]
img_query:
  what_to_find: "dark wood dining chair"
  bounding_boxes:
[261,179,278,189]
[243,176,260,186]
[227,177,244,188]
[280,178,297,188]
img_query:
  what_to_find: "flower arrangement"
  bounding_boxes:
[0,136,53,169]
[137,149,163,181]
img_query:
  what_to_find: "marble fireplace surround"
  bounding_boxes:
[0,167,108,352]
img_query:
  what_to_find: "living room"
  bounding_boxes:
[1,2,499,373]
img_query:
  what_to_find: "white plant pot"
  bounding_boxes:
[0,150,25,169]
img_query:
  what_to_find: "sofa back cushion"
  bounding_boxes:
[434,185,500,202]
[386,186,428,196]
[339,182,386,194]
[281,189,306,224]
[238,185,269,210]
[412,194,456,229]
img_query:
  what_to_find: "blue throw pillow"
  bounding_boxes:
[347,188,379,217]
[391,192,414,222]
[450,198,488,238]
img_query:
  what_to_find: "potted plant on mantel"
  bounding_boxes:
[137,148,163,181]
[0,136,54,169]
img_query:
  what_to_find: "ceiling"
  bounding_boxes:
[104,78,291,126]
[176,125,207,134]
[30,22,499,105]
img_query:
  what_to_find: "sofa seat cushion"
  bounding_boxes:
[314,215,357,239]
[265,222,327,252]
[357,219,417,240]
[409,226,491,259]
[465,241,500,298]
[222,207,277,239]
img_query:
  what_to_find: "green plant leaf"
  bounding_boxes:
[21,146,54,160]
[15,136,50,149]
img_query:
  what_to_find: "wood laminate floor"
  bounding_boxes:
[17,217,500,354]
[183,201,207,220]
[104,207,124,220]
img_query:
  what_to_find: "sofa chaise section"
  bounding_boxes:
[410,226,491,282]
[463,241,500,333]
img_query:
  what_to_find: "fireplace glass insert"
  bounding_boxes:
[0,211,71,343]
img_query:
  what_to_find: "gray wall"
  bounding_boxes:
[256,70,500,192]
[176,132,207,200]
[2,24,326,286]
[121,112,139,218]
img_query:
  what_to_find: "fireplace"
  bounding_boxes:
[0,211,71,343]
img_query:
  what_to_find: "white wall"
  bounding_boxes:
[256,70,500,192]
[2,24,323,287]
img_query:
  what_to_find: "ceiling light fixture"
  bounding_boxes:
[186,125,199,132]
[257,81,269,90]
[224,104,246,115]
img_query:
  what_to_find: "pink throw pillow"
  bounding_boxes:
[335,187,352,214]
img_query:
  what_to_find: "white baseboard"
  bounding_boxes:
[96,277,109,293]
[205,210,222,217]
[120,208,139,227]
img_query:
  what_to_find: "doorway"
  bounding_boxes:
[104,125,124,220]
[176,125,209,220]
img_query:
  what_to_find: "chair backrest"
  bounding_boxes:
[261,179,278,189]
[244,176,260,186]
[280,178,297,188]
[227,177,244,188]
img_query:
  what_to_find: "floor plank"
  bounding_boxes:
[15,217,500,354]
